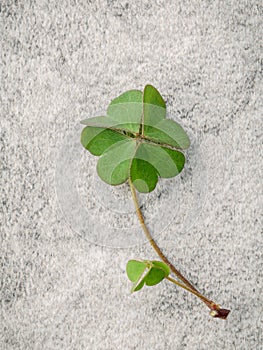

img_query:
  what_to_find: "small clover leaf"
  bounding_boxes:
[80,84,190,193]
[126,260,170,293]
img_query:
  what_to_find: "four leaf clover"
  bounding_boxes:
[81,84,190,193]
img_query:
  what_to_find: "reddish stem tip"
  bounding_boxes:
[210,308,231,320]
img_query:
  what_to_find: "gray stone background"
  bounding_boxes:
[1,0,262,349]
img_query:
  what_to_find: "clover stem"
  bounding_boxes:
[128,178,230,319]
[165,276,211,301]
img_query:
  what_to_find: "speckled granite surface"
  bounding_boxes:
[0,1,262,349]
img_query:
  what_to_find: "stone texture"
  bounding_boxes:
[0,0,262,349]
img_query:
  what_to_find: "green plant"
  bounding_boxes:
[80,84,230,319]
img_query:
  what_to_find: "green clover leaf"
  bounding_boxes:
[81,84,190,193]
[79,84,231,319]
[126,260,170,293]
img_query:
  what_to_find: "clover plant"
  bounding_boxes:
[80,84,230,319]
